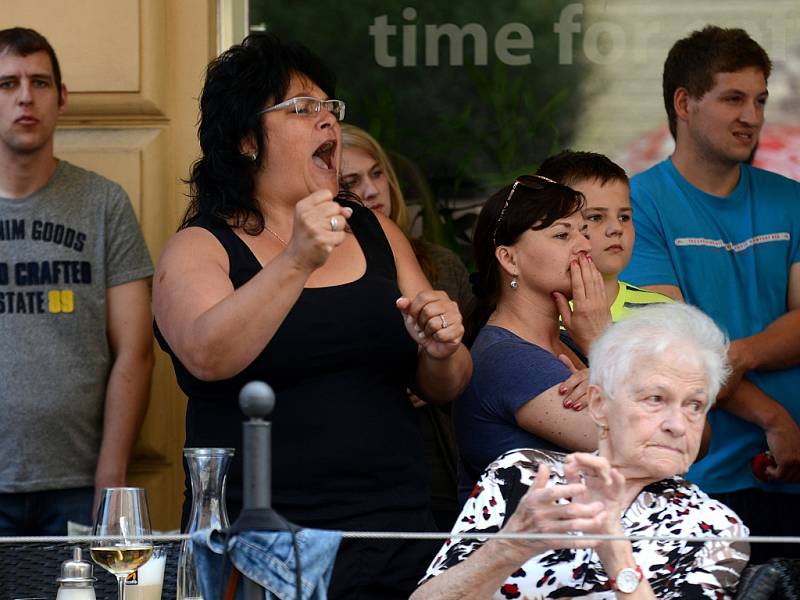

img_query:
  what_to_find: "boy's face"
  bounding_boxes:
[573,178,633,278]
[683,66,767,166]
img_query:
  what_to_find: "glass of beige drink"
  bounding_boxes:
[90,488,154,600]
[125,545,167,600]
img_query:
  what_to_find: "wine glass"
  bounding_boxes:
[90,487,154,600]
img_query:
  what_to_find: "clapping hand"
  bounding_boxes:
[396,291,463,359]
[563,453,626,537]
[496,462,609,563]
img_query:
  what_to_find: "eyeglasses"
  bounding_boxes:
[257,96,346,121]
[492,174,558,246]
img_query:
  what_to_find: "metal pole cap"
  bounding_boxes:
[239,381,275,419]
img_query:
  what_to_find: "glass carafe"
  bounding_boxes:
[176,448,234,600]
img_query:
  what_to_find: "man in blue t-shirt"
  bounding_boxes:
[622,26,800,562]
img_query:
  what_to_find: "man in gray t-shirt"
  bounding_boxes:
[0,28,154,534]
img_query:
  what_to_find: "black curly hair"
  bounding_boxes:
[181,32,336,234]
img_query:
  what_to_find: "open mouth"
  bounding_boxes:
[732,131,754,143]
[312,139,337,170]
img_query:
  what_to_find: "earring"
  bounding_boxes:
[250,152,257,161]
[510,277,519,290]
[598,424,609,440]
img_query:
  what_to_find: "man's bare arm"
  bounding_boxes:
[94,279,154,503]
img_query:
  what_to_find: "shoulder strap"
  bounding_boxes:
[188,214,262,288]
[342,199,397,280]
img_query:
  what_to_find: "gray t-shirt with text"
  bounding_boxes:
[0,160,153,492]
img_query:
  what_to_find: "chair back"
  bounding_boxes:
[735,558,800,600]
[0,541,179,599]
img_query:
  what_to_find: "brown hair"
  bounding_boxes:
[663,25,771,139]
[466,179,584,345]
[0,27,63,103]
[537,150,628,189]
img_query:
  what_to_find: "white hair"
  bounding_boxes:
[588,303,730,408]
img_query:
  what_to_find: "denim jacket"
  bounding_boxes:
[191,527,342,600]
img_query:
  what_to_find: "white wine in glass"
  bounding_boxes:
[90,545,153,574]
[91,487,153,600]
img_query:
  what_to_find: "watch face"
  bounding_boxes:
[617,568,641,593]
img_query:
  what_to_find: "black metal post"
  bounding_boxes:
[239,381,275,600]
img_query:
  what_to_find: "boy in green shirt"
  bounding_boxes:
[537,150,673,321]
[538,151,717,454]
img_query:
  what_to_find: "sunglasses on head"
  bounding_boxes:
[492,174,558,247]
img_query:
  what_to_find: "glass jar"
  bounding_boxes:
[176,448,234,600]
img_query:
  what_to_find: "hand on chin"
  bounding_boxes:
[550,285,574,304]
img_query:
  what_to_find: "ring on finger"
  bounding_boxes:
[438,313,449,329]
[330,216,340,231]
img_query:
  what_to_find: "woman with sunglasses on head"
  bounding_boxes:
[152,34,471,599]
[455,175,610,496]
[340,124,474,532]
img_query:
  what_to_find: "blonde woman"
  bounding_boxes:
[341,124,473,530]
[340,125,473,312]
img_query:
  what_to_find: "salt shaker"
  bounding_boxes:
[56,546,97,600]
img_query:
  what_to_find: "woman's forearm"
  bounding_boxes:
[410,540,526,600]
[596,540,657,600]
[414,344,472,404]
[184,254,310,378]
[157,248,312,381]
[516,385,598,452]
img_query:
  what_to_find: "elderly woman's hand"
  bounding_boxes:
[396,290,464,359]
[285,190,353,272]
[564,453,626,536]
[494,463,608,563]
[553,254,610,354]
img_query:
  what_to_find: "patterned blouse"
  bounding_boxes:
[421,449,750,599]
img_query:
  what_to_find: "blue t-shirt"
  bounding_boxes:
[454,325,570,492]
[622,158,800,494]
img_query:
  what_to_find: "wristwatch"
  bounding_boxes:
[609,565,644,593]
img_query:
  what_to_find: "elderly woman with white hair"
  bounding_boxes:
[411,302,750,599]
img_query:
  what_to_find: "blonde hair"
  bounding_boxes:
[340,124,410,234]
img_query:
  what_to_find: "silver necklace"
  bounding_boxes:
[264,225,288,247]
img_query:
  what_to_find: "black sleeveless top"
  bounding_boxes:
[154,202,427,522]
